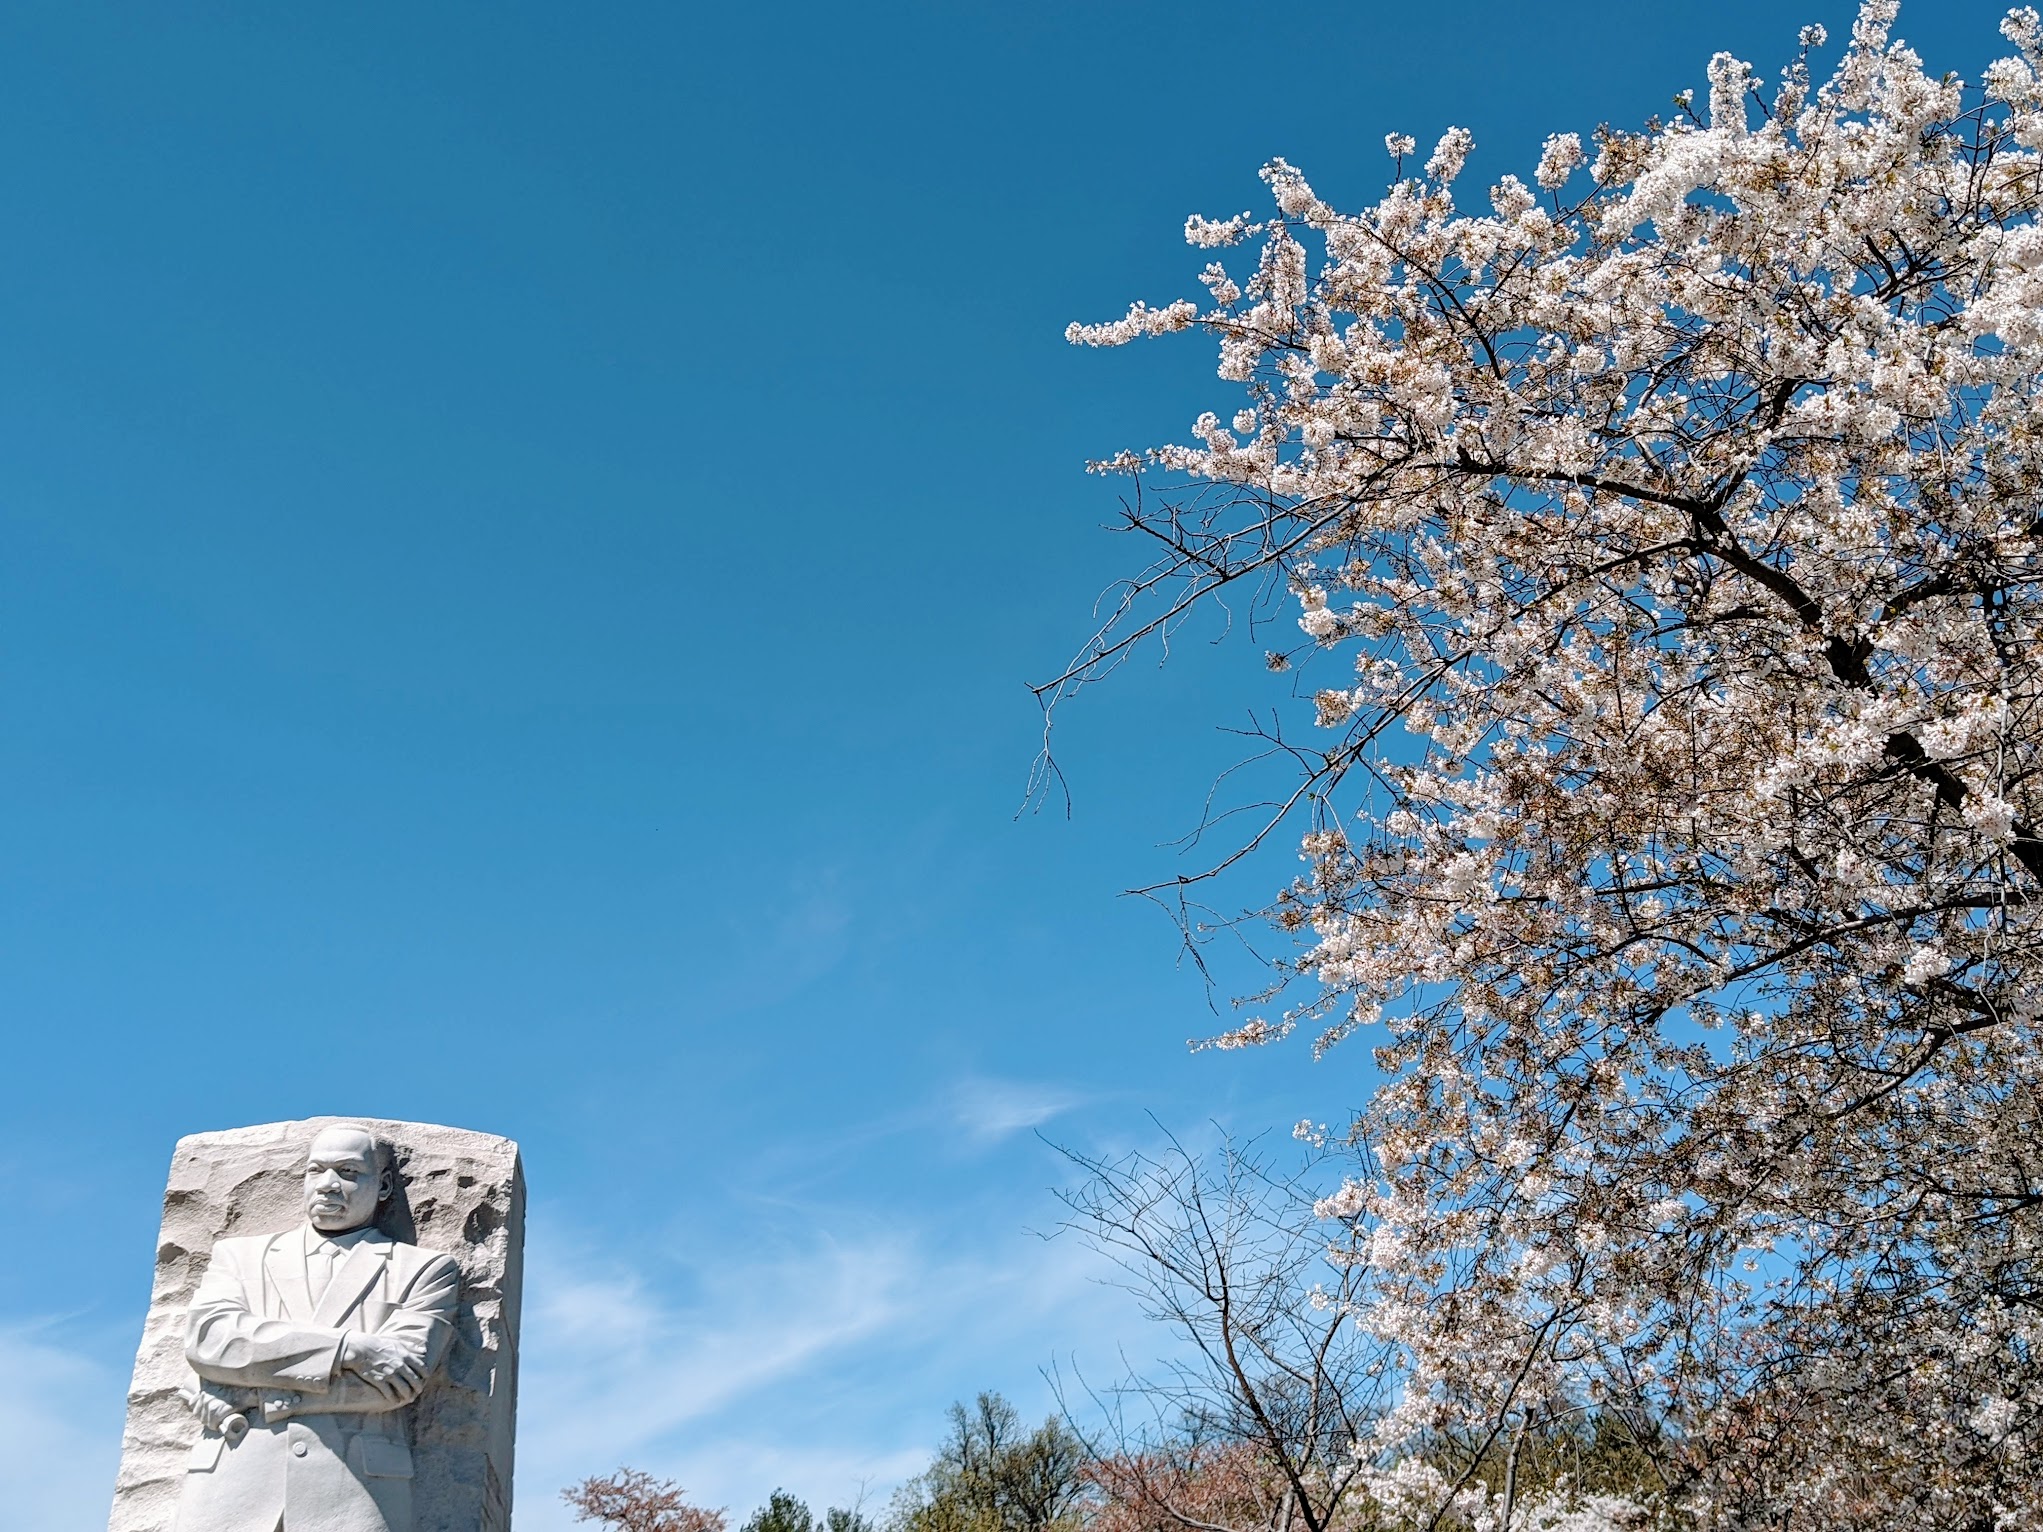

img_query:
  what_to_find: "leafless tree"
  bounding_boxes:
[1053,1132,1391,1532]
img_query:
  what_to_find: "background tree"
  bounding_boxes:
[888,1393,1087,1532]
[745,1491,819,1532]
[744,1489,878,1532]
[1058,1136,1663,1532]
[565,1469,729,1532]
[1055,1135,1383,1532]
[1057,3,2043,1525]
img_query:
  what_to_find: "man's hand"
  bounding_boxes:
[338,1332,425,1404]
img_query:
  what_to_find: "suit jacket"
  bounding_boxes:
[172,1225,461,1532]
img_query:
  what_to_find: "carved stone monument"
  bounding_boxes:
[108,1118,524,1532]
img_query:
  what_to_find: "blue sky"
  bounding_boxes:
[0,1,2011,1527]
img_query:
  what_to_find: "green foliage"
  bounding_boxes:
[1425,1411,1669,1517]
[888,1394,1086,1532]
[744,1491,818,1532]
[741,1488,874,1532]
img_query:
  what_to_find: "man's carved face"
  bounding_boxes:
[304,1126,390,1234]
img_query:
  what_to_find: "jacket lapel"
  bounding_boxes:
[264,1232,314,1322]
[312,1237,392,1328]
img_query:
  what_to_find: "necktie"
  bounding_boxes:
[312,1243,339,1304]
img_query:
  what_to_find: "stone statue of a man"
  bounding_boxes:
[171,1124,462,1532]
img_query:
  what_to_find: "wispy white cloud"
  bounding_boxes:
[947,1077,1088,1147]
[517,1221,917,1474]
[0,1323,127,1528]
[511,1195,1142,1532]
[696,882,857,1017]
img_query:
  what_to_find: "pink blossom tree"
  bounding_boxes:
[1058,4,2043,1524]
[564,1469,730,1532]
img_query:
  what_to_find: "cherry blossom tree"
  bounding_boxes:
[564,1469,730,1532]
[1057,4,2043,1525]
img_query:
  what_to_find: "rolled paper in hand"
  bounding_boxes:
[176,1385,245,1438]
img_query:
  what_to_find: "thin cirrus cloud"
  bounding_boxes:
[514,1217,918,1515]
[0,1324,126,1527]
[510,1193,1139,1532]
[947,1077,1089,1147]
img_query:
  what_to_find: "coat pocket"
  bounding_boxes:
[186,1436,225,1473]
[352,1434,414,1480]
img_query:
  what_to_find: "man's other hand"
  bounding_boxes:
[338,1332,425,1402]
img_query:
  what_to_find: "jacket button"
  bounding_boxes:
[292,1441,308,1458]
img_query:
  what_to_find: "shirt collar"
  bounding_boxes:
[302,1222,386,1255]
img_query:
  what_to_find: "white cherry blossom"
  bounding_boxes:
[1056,5,2043,1524]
